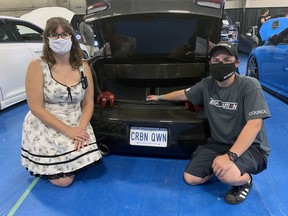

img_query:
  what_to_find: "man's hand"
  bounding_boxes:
[212,154,233,177]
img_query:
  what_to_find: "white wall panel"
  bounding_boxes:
[69,0,86,15]
[225,0,288,9]
[225,0,245,9]
[246,0,288,8]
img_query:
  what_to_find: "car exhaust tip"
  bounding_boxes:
[99,144,110,156]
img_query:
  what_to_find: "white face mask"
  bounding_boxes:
[49,38,72,55]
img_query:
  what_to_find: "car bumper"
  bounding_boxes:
[91,104,210,158]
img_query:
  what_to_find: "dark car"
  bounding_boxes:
[220,11,240,47]
[85,0,225,158]
[238,26,259,54]
[246,17,288,103]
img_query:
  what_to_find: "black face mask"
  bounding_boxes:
[209,62,236,82]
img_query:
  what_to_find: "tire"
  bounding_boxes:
[246,56,259,79]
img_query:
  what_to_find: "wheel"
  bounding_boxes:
[246,56,259,79]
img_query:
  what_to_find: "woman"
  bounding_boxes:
[257,8,271,46]
[21,17,102,187]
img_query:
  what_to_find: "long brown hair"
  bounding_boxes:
[41,17,83,69]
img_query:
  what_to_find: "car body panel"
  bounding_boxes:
[20,6,75,30]
[238,26,259,54]
[259,17,288,41]
[246,18,288,103]
[86,0,224,18]
[86,0,225,157]
[0,16,43,110]
[259,44,288,99]
[0,43,41,108]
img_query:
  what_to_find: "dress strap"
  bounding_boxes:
[40,59,51,77]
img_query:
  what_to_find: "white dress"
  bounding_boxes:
[21,60,102,177]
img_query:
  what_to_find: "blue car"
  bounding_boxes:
[246,17,288,103]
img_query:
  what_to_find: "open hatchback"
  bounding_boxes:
[86,0,225,158]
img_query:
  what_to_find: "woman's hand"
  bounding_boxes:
[74,139,90,151]
[66,127,89,140]
[65,127,90,150]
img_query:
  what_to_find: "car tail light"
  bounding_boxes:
[87,2,111,14]
[196,0,224,9]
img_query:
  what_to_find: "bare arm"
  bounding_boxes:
[229,118,262,156]
[212,118,263,176]
[79,61,94,129]
[25,60,89,144]
[25,60,70,134]
[81,35,87,44]
[146,89,188,101]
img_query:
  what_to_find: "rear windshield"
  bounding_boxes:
[97,15,215,60]
[107,18,196,55]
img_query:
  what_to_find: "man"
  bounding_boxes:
[79,20,95,57]
[146,42,271,204]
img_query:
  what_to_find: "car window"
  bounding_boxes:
[279,31,288,44]
[283,35,288,44]
[6,20,43,42]
[0,19,17,42]
[247,28,253,34]
[15,24,43,42]
[222,12,233,26]
[280,33,288,44]
[101,17,198,59]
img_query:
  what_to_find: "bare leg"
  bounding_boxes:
[49,175,75,187]
[183,172,213,185]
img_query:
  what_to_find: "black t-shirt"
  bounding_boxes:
[257,15,268,32]
[184,74,271,156]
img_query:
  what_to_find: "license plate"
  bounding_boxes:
[130,126,168,147]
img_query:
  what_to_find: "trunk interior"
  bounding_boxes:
[91,58,208,103]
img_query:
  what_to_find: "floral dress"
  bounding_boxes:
[21,60,102,178]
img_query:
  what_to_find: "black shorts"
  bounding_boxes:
[184,143,268,178]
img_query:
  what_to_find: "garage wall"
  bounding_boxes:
[226,7,288,34]
[0,0,86,17]
[0,0,56,17]
[68,0,86,15]
[226,0,288,9]
[0,0,286,39]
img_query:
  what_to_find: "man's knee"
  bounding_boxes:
[183,172,204,185]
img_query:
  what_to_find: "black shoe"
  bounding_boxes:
[224,174,253,204]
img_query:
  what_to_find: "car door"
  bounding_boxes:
[0,18,43,110]
[261,29,288,98]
